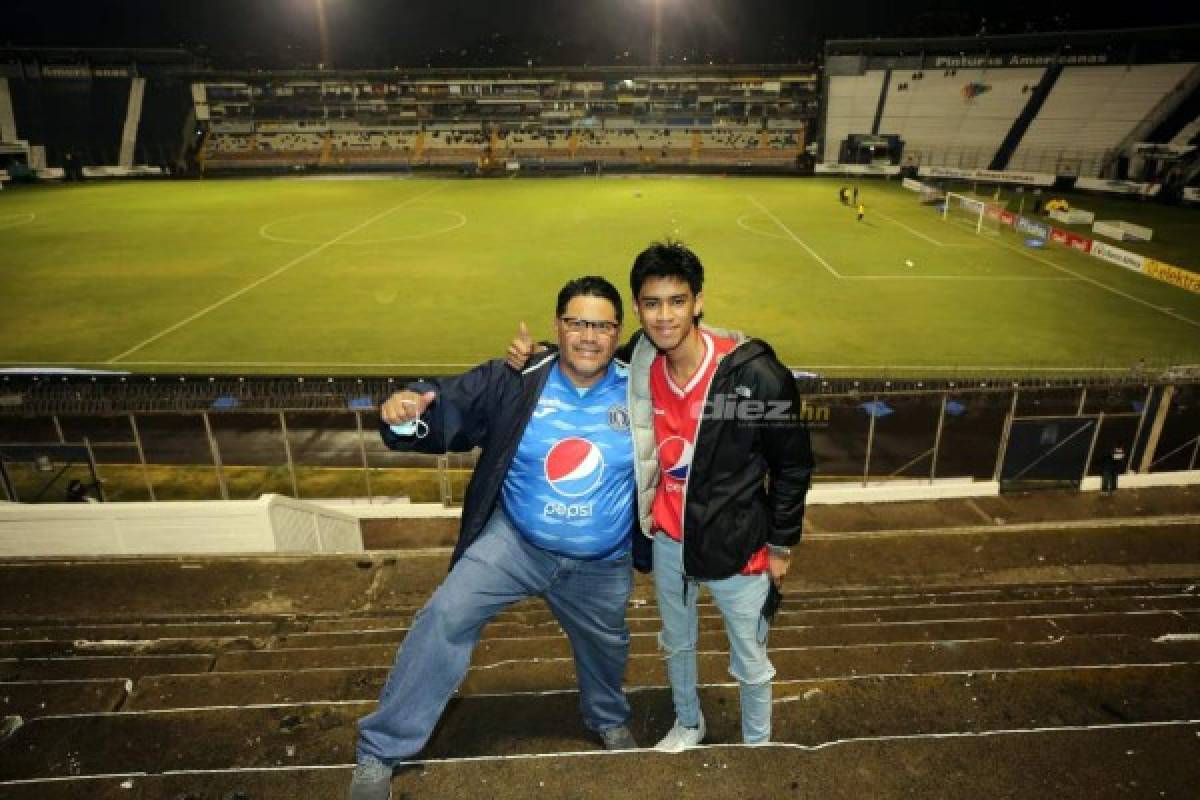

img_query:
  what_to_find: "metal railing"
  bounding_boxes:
[1,378,1194,504]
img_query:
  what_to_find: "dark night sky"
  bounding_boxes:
[4,1,1199,68]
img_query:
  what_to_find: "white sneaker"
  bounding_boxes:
[654,713,706,753]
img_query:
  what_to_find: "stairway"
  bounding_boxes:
[1,488,1198,798]
[989,64,1064,172]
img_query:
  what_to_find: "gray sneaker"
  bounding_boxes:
[349,758,393,800]
[599,724,638,750]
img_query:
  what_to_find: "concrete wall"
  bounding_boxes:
[0,494,362,557]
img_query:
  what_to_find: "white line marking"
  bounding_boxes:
[807,514,1200,539]
[0,360,481,368]
[7,719,1200,784]
[258,208,466,245]
[747,198,1077,282]
[736,212,788,240]
[798,364,1133,371]
[845,275,1078,281]
[0,360,1149,371]
[0,211,35,229]
[746,195,844,278]
[946,217,1200,328]
[873,208,970,247]
[106,184,448,363]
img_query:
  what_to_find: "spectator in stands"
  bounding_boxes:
[64,479,99,502]
[1101,446,1126,494]
[350,277,640,800]
[506,242,814,752]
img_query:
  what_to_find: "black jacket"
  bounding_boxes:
[625,329,815,580]
[380,350,559,568]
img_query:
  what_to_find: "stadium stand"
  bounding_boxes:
[192,67,810,173]
[0,488,1197,797]
[821,70,888,164]
[822,30,1200,181]
[879,68,1046,169]
[1009,63,1198,177]
[1172,115,1200,147]
[0,48,195,174]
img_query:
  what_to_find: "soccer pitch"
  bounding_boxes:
[1,175,1198,375]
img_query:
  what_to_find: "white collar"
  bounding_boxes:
[664,330,714,398]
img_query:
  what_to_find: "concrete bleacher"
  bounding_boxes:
[1010,63,1196,176]
[0,486,1197,797]
[880,68,1046,169]
[201,124,802,170]
[1169,114,1200,148]
[822,70,888,162]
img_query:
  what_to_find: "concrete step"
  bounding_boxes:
[4,720,1197,799]
[129,635,1200,709]
[300,578,1200,632]
[284,591,1200,644]
[809,485,1200,534]
[0,577,1192,637]
[0,636,265,659]
[0,654,214,682]
[0,621,281,642]
[0,679,129,719]
[268,601,1200,649]
[211,610,1200,672]
[2,522,1197,618]
[2,663,1196,781]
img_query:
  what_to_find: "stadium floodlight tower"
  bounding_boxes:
[315,0,333,69]
[650,0,663,66]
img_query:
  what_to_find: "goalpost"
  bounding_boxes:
[942,191,1004,235]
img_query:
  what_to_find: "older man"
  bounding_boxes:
[351,276,645,800]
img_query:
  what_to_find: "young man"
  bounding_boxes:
[351,277,643,800]
[508,243,814,749]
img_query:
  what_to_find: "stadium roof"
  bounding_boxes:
[825,24,1200,59]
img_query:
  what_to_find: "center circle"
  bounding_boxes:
[0,212,36,230]
[260,207,466,245]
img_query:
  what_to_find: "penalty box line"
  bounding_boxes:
[746,196,1075,282]
[106,183,448,364]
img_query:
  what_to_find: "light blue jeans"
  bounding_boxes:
[653,533,775,743]
[356,506,634,764]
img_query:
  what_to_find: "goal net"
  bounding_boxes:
[942,191,1004,236]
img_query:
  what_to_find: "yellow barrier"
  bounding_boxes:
[1145,259,1200,295]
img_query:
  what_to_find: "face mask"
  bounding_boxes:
[388,419,428,438]
[388,398,430,439]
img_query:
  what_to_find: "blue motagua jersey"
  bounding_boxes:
[501,360,635,560]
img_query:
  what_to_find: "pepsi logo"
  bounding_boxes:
[544,437,606,498]
[658,435,693,482]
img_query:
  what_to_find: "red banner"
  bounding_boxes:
[1050,227,1092,254]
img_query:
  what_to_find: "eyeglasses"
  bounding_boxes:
[559,317,620,336]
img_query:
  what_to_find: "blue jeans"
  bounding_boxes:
[356,506,634,764]
[653,533,775,743]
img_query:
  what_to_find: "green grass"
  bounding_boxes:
[1,176,1198,375]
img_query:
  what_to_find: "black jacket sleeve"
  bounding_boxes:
[752,356,815,547]
[378,361,503,454]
